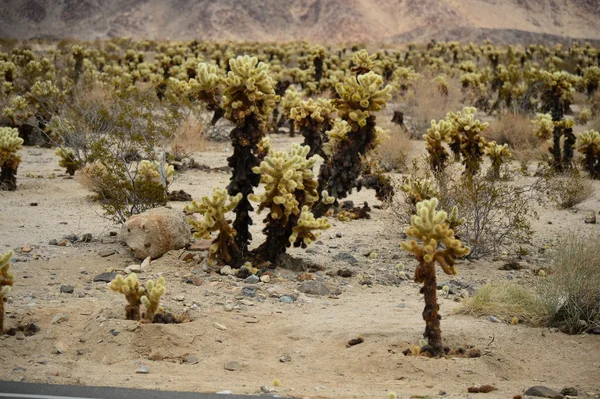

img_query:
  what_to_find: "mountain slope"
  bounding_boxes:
[0,0,599,43]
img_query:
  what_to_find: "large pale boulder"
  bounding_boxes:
[121,207,190,259]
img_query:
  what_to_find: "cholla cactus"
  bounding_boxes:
[446,107,489,175]
[141,277,166,321]
[290,98,336,159]
[188,63,224,125]
[250,144,324,261]
[423,119,452,173]
[222,55,280,254]
[109,273,145,321]
[137,160,174,185]
[279,85,303,136]
[351,50,377,75]
[289,206,330,247]
[392,67,421,95]
[222,55,278,126]
[185,187,243,265]
[576,130,600,178]
[0,127,24,191]
[532,113,554,140]
[55,148,83,176]
[335,72,392,130]
[485,141,512,179]
[314,72,392,217]
[0,251,15,333]
[400,198,469,356]
[400,176,439,213]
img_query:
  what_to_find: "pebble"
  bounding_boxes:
[279,295,295,303]
[109,329,120,336]
[332,252,358,264]
[57,239,70,247]
[64,234,78,243]
[396,303,406,309]
[223,305,234,312]
[213,322,227,331]
[48,239,58,246]
[186,355,198,365]
[51,314,69,324]
[15,331,25,340]
[93,272,117,283]
[220,266,234,276]
[260,275,270,283]
[136,365,150,374]
[174,295,185,301]
[488,315,501,323]
[524,386,563,399]
[80,233,93,242]
[98,249,116,257]
[216,390,232,395]
[242,286,257,297]
[54,342,68,354]
[60,285,74,294]
[124,264,142,273]
[76,349,89,355]
[224,361,240,371]
[141,257,151,269]
[244,275,260,284]
[279,354,292,363]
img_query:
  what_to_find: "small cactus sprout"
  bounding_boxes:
[109,273,145,321]
[424,119,452,174]
[55,147,83,176]
[0,251,15,333]
[185,187,243,266]
[576,129,600,178]
[0,127,24,191]
[141,277,166,322]
[485,141,512,179]
[401,198,469,356]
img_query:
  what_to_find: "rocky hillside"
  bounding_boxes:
[1,0,599,43]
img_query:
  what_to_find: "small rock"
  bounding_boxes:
[216,390,232,395]
[337,269,353,278]
[93,272,118,283]
[397,303,406,309]
[279,354,292,363]
[224,361,240,371]
[60,285,74,294]
[524,386,564,399]
[51,314,69,324]
[109,231,117,237]
[98,249,116,257]
[57,239,70,247]
[242,286,257,297]
[30,202,38,206]
[174,295,185,302]
[328,243,340,249]
[360,279,373,286]
[76,349,89,356]
[220,266,234,276]
[584,212,596,224]
[22,245,32,253]
[141,257,151,270]
[186,355,198,365]
[260,275,270,283]
[213,322,227,331]
[124,264,142,274]
[488,315,501,323]
[298,281,330,296]
[63,234,78,243]
[333,252,358,264]
[561,387,578,397]
[15,331,25,340]
[136,365,150,374]
[54,342,68,354]
[297,272,313,281]
[181,253,195,262]
[48,239,58,246]
[260,386,275,393]
[79,233,93,243]
[244,275,260,284]
[187,239,213,252]
[109,329,120,336]
[279,295,295,303]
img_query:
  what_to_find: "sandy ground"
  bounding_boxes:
[1,134,600,399]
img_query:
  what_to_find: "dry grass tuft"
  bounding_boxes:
[545,169,594,209]
[374,128,412,172]
[457,282,549,327]
[169,113,207,158]
[486,111,543,163]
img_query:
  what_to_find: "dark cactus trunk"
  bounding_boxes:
[551,126,563,172]
[125,304,140,321]
[227,116,262,256]
[562,127,576,169]
[417,261,444,357]
[0,165,17,191]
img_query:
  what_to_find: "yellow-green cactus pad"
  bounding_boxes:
[289,206,330,246]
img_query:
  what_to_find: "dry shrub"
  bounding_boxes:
[169,113,207,159]
[458,282,549,327]
[589,114,600,132]
[544,169,594,208]
[403,76,463,139]
[541,233,600,333]
[486,112,544,164]
[374,129,412,172]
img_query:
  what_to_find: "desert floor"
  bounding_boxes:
[1,133,599,399]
